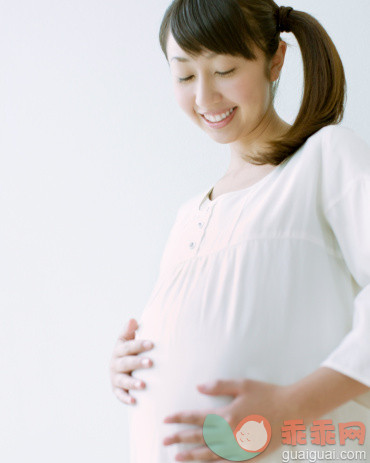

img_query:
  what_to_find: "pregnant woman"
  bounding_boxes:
[110,1,370,462]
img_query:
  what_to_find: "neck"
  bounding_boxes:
[227,106,290,173]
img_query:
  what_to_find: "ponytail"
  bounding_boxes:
[261,6,346,165]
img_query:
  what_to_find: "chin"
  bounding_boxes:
[206,130,239,145]
[210,137,233,145]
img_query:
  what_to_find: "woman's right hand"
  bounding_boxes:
[109,318,154,405]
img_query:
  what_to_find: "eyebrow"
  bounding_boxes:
[170,52,217,62]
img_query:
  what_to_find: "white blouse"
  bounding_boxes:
[128,124,370,463]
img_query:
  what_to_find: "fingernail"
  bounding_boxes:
[176,454,187,461]
[142,358,151,366]
[143,341,153,349]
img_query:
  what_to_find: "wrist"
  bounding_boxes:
[282,367,370,424]
[283,382,320,423]
[275,383,311,423]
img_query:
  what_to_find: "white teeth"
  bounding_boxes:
[204,107,235,122]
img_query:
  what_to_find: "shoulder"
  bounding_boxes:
[299,124,370,180]
[321,124,370,172]
[308,124,370,210]
[281,124,370,210]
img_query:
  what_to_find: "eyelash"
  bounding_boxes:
[178,68,236,83]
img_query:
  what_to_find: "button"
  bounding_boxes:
[189,241,196,249]
[197,221,204,228]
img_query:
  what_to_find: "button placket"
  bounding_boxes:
[188,206,212,253]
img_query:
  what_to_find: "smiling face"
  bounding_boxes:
[166,31,280,145]
[235,419,268,452]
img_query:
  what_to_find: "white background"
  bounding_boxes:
[0,0,369,461]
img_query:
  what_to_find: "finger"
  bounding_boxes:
[163,410,210,426]
[113,387,136,405]
[115,355,153,373]
[175,445,220,461]
[197,379,242,397]
[163,428,204,445]
[115,338,154,357]
[118,318,138,342]
[112,373,145,391]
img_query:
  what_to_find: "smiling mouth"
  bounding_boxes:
[200,106,237,123]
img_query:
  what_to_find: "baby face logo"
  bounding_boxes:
[234,415,271,453]
[203,414,272,461]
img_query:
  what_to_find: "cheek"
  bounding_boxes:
[173,85,194,113]
[230,74,268,107]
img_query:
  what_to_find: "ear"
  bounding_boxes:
[269,40,287,82]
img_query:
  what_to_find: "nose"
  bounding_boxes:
[195,75,222,110]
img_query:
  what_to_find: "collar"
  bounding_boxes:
[197,185,214,211]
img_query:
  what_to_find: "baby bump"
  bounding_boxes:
[128,266,262,456]
[131,307,234,417]
[129,312,235,463]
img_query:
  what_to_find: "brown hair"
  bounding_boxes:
[158,0,346,165]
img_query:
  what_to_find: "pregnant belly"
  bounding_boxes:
[126,263,270,461]
[129,264,266,417]
[128,303,235,463]
[130,302,234,418]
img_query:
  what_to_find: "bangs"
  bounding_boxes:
[168,0,260,60]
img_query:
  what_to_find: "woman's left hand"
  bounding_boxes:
[162,378,297,462]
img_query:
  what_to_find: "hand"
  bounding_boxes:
[163,378,296,461]
[109,318,154,405]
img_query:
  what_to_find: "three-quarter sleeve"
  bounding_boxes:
[319,125,370,388]
[320,177,370,387]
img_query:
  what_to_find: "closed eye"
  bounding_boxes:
[178,75,193,83]
[217,68,236,76]
[178,68,236,83]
